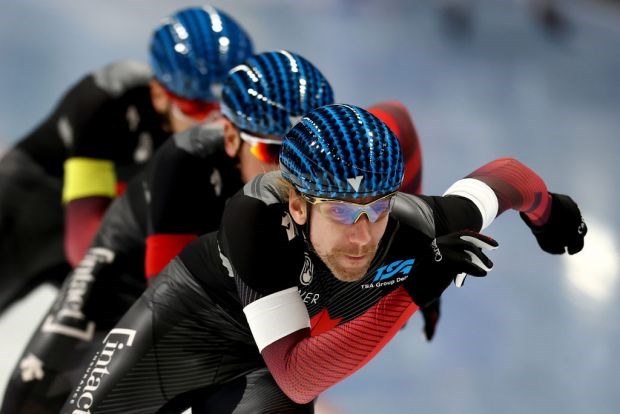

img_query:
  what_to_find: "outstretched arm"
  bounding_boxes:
[367,101,423,195]
[463,156,552,224]
[444,157,586,254]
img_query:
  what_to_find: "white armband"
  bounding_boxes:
[443,178,498,230]
[243,287,310,353]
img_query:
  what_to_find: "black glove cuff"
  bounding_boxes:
[519,211,545,233]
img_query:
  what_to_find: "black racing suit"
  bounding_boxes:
[0,123,241,414]
[60,171,483,413]
[0,60,169,315]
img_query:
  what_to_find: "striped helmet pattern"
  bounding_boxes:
[221,50,334,136]
[280,104,404,199]
[149,6,253,101]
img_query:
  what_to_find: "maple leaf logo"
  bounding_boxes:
[310,308,343,336]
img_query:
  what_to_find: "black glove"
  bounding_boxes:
[405,230,498,309]
[520,193,587,255]
[421,298,441,341]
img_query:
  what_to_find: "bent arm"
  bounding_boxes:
[60,74,126,267]
[245,286,417,404]
[145,128,225,279]
[63,157,116,266]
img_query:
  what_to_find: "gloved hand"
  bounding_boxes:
[520,193,587,255]
[420,298,441,341]
[405,230,498,309]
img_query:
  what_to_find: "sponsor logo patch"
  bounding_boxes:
[361,258,415,289]
[41,247,115,341]
[69,328,137,413]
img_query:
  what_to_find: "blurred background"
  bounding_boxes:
[1,0,619,412]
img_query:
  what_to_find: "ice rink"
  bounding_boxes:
[1,0,619,412]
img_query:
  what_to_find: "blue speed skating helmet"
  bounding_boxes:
[280,104,404,199]
[149,5,254,101]
[220,50,334,136]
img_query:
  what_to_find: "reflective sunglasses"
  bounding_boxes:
[301,192,397,225]
[239,131,282,164]
[166,91,220,122]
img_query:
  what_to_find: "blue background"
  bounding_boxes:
[1,1,618,413]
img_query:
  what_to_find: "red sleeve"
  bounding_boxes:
[367,101,423,195]
[64,196,111,267]
[145,233,198,280]
[466,157,552,226]
[260,286,418,404]
[116,180,128,196]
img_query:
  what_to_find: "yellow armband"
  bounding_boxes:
[62,157,117,203]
